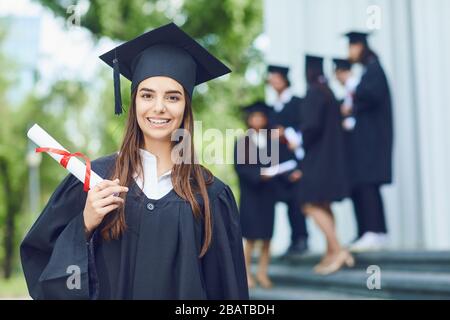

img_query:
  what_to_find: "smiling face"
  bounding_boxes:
[135,76,186,144]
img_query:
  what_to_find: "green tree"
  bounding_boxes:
[0,78,91,278]
[0,20,92,278]
[0,63,22,279]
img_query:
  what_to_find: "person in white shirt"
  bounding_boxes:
[21,23,248,300]
[333,58,359,131]
[266,65,309,258]
[342,31,393,252]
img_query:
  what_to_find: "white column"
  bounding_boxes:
[412,0,450,249]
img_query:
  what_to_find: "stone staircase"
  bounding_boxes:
[250,251,450,300]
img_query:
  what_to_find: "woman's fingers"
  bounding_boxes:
[94,185,128,201]
[98,203,120,216]
[94,195,124,209]
[93,179,119,192]
[84,179,124,233]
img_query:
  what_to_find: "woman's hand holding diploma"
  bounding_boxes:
[83,179,128,237]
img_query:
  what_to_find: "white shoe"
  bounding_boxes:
[349,232,388,252]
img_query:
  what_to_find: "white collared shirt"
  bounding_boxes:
[343,75,360,108]
[134,148,173,200]
[273,88,293,113]
[272,88,304,160]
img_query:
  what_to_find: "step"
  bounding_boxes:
[253,264,450,300]
[275,250,450,272]
[250,285,385,300]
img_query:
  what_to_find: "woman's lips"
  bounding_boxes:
[146,117,172,128]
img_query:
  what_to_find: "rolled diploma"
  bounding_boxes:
[27,124,103,190]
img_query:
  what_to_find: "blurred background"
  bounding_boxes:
[0,0,449,299]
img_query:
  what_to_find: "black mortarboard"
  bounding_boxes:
[242,101,270,116]
[305,55,324,75]
[99,22,231,115]
[333,58,352,71]
[344,31,370,44]
[267,65,290,78]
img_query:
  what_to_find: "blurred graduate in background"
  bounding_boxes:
[332,58,359,132]
[234,102,276,289]
[266,65,309,259]
[343,32,394,252]
[297,55,353,275]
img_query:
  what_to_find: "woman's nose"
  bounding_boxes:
[153,97,166,113]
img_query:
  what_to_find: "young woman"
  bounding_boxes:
[297,55,353,275]
[234,102,276,289]
[20,23,249,300]
[344,31,393,252]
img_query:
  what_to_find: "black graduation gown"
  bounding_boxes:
[349,57,393,186]
[20,154,249,300]
[268,96,303,202]
[234,134,276,240]
[268,96,302,165]
[298,84,350,203]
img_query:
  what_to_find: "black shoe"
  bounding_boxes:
[281,239,308,260]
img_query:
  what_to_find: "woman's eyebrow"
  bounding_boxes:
[138,88,182,95]
[165,90,183,95]
[139,87,155,92]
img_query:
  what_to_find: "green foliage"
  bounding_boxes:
[0,274,28,298]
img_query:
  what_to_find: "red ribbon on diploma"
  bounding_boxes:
[35,147,91,192]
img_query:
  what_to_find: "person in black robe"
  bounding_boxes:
[343,31,393,252]
[266,65,309,258]
[234,102,276,289]
[297,55,353,275]
[20,22,249,300]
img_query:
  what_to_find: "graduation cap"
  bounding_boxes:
[344,31,370,44]
[305,55,324,75]
[333,58,352,71]
[99,22,231,115]
[267,65,290,78]
[242,101,271,116]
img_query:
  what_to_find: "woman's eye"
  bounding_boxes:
[167,95,180,102]
[141,93,153,100]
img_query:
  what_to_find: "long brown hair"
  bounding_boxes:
[101,89,213,257]
[358,44,379,65]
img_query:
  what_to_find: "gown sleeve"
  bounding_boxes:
[20,174,96,300]
[201,185,249,300]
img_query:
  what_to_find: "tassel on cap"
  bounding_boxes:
[113,55,122,115]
